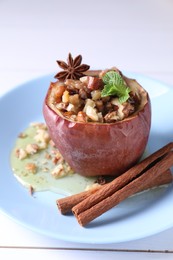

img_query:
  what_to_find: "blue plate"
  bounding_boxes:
[0,73,173,244]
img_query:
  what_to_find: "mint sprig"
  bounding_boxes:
[101,71,130,103]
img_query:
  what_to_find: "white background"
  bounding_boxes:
[0,0,173,259]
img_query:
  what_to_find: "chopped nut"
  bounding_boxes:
[18,132,27,138]
[111,98,125,120]
[26,143,39,155]
[104,111,119,123]
[38,142,48,150]
[65,164,74,174]
[62,90,70,103]
[63,111,75,118]
[55,102,67,110]
[34,129,50,144]
[111,98,120,106]
[97,112,104,123]
[123,102,135,117]
[79,76,88,84]
[85,106,99,122]
[52,152,63,164]
[25,163,37,174]
[55,84,66,98]
[55,151,64,160]
[91,90,101,101]
[95,100,104,112]
[79,88,89,99]
[83,99,95,112]
[63,111,77,121]
[76,111,88,123]
[69,94,80,106]
[30,122,47,130]
[66,103,78,113]
[15,148,28,160]
[51,164,66,178]
[65,79,84,90]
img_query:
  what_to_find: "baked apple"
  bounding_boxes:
[43,54,151,177]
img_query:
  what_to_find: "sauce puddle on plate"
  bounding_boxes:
[11,122,97,195]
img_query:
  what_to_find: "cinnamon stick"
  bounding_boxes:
[57,169,172,214]
[73,145,173,226]
[73,143,173,217]
[57,185,101,214]
[139,168,172,191]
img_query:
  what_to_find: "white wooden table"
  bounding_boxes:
[1,0,173,259]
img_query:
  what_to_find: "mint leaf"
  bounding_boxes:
[101,84,117,97]
[103,71,124,86]
[101,71,130,103]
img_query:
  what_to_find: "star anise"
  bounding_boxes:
[54,53,90,81]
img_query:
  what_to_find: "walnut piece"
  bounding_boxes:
[25,163,37,174]
[15,148,28,160]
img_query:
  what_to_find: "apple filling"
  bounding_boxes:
[48,69,141,123]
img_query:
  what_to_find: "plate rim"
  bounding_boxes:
[0,72,173,244]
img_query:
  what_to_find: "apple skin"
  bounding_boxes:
[43,76,151,177]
